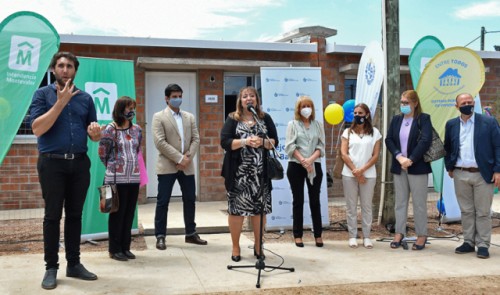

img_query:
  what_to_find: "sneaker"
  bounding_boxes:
[363,238,373,249]
[477,247,490,259]
[349,238,358,248]
[455,243,475,254]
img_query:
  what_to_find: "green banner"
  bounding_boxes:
[408,36,445,191]
[0,11,59,165]
[73,57,136,240]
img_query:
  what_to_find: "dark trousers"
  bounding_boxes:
[108,183,139,253]
[287,162,323,238]
[154,172,196,237]
[37,155,91,270]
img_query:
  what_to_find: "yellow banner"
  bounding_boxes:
[417,46,485,138]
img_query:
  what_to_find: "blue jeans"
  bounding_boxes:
[154,172,197,237]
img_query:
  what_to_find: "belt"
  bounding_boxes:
[40,153,85,160]
[455,166,480,173]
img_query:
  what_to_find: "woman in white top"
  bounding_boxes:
[285,96,326,248]
[341,103,381,249]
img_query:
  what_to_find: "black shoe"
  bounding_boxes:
[123,250,136,259]
[185,233,208,245]
[455,243,475,254]
[477,247,490,259]
[315,238,324,248]
[156,237,167,250]
[41,268,57,290]
[294,238,304,248]
[231,255,241,262]
[254,249,266,260]
[109,252,128,261]
[66,263,97,280]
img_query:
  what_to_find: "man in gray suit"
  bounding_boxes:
[152,83,207,250]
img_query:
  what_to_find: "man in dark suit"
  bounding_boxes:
[444,93,500,259]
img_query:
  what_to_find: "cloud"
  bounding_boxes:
[0,0,283,39]
[455,1,500,19]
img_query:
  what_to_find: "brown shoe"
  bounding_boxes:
[156,237,166,250]
[185,233,207,245]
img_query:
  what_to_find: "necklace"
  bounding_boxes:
[403,117,412,127]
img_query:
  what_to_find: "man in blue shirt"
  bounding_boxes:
[444,93,500,259]
[30,52,102,290]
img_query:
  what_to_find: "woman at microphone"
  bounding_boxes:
[285,96,326,247]
[220,86,278,262]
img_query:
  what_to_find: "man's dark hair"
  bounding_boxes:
[164,84,183,97]
[113,96,136,126]
[49,52,80,71]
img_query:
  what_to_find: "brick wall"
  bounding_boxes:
[1,39,499,210]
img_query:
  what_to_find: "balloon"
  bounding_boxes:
[342,99,356,123]
[324,103,344,125]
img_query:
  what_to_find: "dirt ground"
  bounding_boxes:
[2,214,500,294]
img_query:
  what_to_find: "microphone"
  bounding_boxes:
[247,104,258,117]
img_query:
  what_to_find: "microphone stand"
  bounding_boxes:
[227,112,295,288]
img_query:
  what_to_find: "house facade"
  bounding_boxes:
[1,26,499,210]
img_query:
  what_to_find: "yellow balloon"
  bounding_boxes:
[324,103,344,125]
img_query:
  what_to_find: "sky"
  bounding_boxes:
[1,0,499,51]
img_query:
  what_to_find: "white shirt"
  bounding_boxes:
[456,113,477,168]
[341,127,382,178]
[169,108,185,164]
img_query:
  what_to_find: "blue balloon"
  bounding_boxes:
[342,99,356,123]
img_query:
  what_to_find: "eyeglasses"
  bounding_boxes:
[400,101,410,106]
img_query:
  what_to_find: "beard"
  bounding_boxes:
[54,73,75,88]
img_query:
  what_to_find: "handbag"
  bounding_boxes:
[267,146,284,180]
[98,124,120,213]
[333,127,350,179]
[418,117,446,162]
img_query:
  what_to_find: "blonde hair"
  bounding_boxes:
[401,90,423,118]
[294,96,316,120]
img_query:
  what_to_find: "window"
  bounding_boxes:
[345,78,356,101]
[223,73,261,120]
[16,71,53,136]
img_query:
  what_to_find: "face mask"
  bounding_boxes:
[169,98,182,108]
[400,105,411,115]
[125,111,135,121]
[300,107,312,119]
[459,105,474,116]
[354,115,366,125]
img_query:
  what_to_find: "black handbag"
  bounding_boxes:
[418,117,446,162]
[267,148,284,180]
[98,124,119,213]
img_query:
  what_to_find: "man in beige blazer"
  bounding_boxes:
[152,83,207,250]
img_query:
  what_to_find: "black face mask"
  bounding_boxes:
[354,115,366,125]
[124,111,135,121]
[459,105,474,116]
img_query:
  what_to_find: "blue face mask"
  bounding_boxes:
[169,98,182,108]
[354,115,366,125]
[400,105,411,115]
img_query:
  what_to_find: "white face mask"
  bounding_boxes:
[300,107,312,119]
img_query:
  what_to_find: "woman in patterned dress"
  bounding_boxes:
[99,96,142,261]
[220,87,278,262]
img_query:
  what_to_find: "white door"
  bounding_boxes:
[145,72,198,198]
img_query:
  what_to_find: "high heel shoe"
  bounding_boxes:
[390,234,404,249]
[254,249,266,260]
[294,238,304,248]
[231,246,241,262]
[315,238,324,247]
[412,237,427,250]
